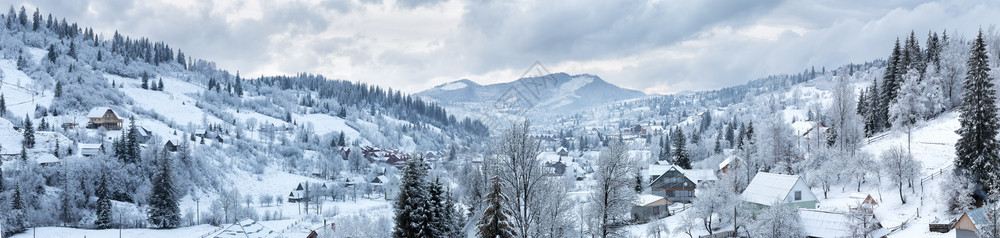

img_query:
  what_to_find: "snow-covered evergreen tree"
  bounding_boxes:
[148,155,180,228]
[956,30,1000,188]
[478,176,514,238]
[672,128,691,169]
[22,114,34,148]
[95,173,112,229]
[393,157,431,238]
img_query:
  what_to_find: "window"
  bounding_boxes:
[794,191,802,201]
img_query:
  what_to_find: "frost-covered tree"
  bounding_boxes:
[493,120,545,237]
[589,141,636,238]
[829,76,864,154]
[891,69,927,153]
[6,184,27,235]
[141,72,149,90]
[956,30,1000,188]
[692,182,737,236]
[881,146,921,204]
[148,156,180,228]
[941,169,975,215]
[881,39,904,130]
[847,205,881,238]
[749,202,803,238]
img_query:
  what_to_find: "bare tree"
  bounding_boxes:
[880,146,921,204]
[493,120,545,237]
[589,141,636,238]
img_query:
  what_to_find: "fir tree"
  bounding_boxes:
[865,78,883,136]
[7,184,27,234]
[956,30,1000,188]
[881,39,903,129]
[338,107,347,118]
[338,132,346,146]
[0,93,5,117]
[428,178,456,237]
[47,43,57,62]
[672,128,691,169]
[54,140,60,158]
[95,173,112,229]
[23,114,34,148]
[394,158,432,238]
[158,78,165,91]
[19,146,26,162]
[148,156,180,228]
[478,176,515,238]
[55,80,63,97]
[141,72,149,90]
[68,41,77,59]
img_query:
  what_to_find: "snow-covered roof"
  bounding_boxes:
[87,107,117,118]
[719,156,734,170]
[798,209,889,238]
[647,164,717,182]
[78,143,103,149]
[212,219,275,238]
[36,154,59,164]
[634,194,667,206]
[742,172,801,205]
[965,207,990,228]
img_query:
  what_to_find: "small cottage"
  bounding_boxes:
[647,165,717,203]
[799,209,889,238]
[741,172,818,209]
[955,207,990,238]
[36,154,60,166]
[164,140,178,152]
[288,183,307,203]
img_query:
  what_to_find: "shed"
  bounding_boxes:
[79,143,105,157]
[955,207,990,238]
[36,154,60,166]
[631,194,672,222]
[799,209,889,238]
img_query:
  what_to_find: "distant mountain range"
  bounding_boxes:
[417,73,645,117]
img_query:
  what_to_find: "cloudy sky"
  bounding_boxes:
[8,0,1000,94]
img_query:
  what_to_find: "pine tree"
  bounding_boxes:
[148,156,180,228]
[338,132,346,146]
[956,30,1000,188]
[23,114,34,148]
[68,41,77,59]
[338,107,347,118]
[0,93,5,117]
[54,140,60,157]
[394,158,431,238]
[672,128,691,169]
[7,184,27,234]
[55,80,63,97]
[127,118,140,163]
[141,72,149,90]
[47,43,57,62]
[865,78,883,136]
[96,173,112,229]
[882,39,903,129]
[478,176,515,238]
[428,178,457,237]
[158,78,165,91]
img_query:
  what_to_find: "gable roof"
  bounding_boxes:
[742,172,806,205]
[634,194,670,206]
[964,207,990,228]
[36,154,59,164]
[799,209,888,238]
[87,107,118,118]
[79,143,103,150]
[212,219,275,238]
[647,164,717,184]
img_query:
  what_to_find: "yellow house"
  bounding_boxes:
[86,107,123,130]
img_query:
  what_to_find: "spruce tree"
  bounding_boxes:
[158,78,165,91]
[23,114,34,148]
[142,72,149,90]
[126,118,140,163]
[148,156,180,228]
[55,81,62,97]
[7,184,27,234]
[865,78,882,136]
[427,178,454,237]
[394,158,431,238]
[956,30,1000,188]
[478,176,515,238]
[96,173,112,229]
[881,39,903,130]
[47,43,57,62]
[0,93,5,117]
[672,128,691,169]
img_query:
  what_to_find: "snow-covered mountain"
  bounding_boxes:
[417,73,646,117]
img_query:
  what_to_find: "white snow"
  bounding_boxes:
[438,81,467,90]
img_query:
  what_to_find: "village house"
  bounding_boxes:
[955,206,991,238]
[36,154,60,166]
[79,143,105,157]
[86,107,123,130]
[544,160,567,176]
[135,126,153,143]
[164,139,178,152]
[631,194,672,222]
[741,172,818,209]
[557,147,569,156]
[288,183,307,203]
[647,164,717,203]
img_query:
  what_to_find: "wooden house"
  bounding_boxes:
[557,147,569,156]
[742,172,818,209]
[86,107,123,130]
[647,165,717,203]
[164,140,178,152]
[631,194,672,222]
[36,154,60,166]
[288,183,307,203]
[955,207,990,238]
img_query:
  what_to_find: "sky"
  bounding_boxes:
[6,0,1000,94]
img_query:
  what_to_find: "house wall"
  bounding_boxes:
[782,179,818,206]
[631,205,667,222]
[954,215,978,231]
[957,228,978,238]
